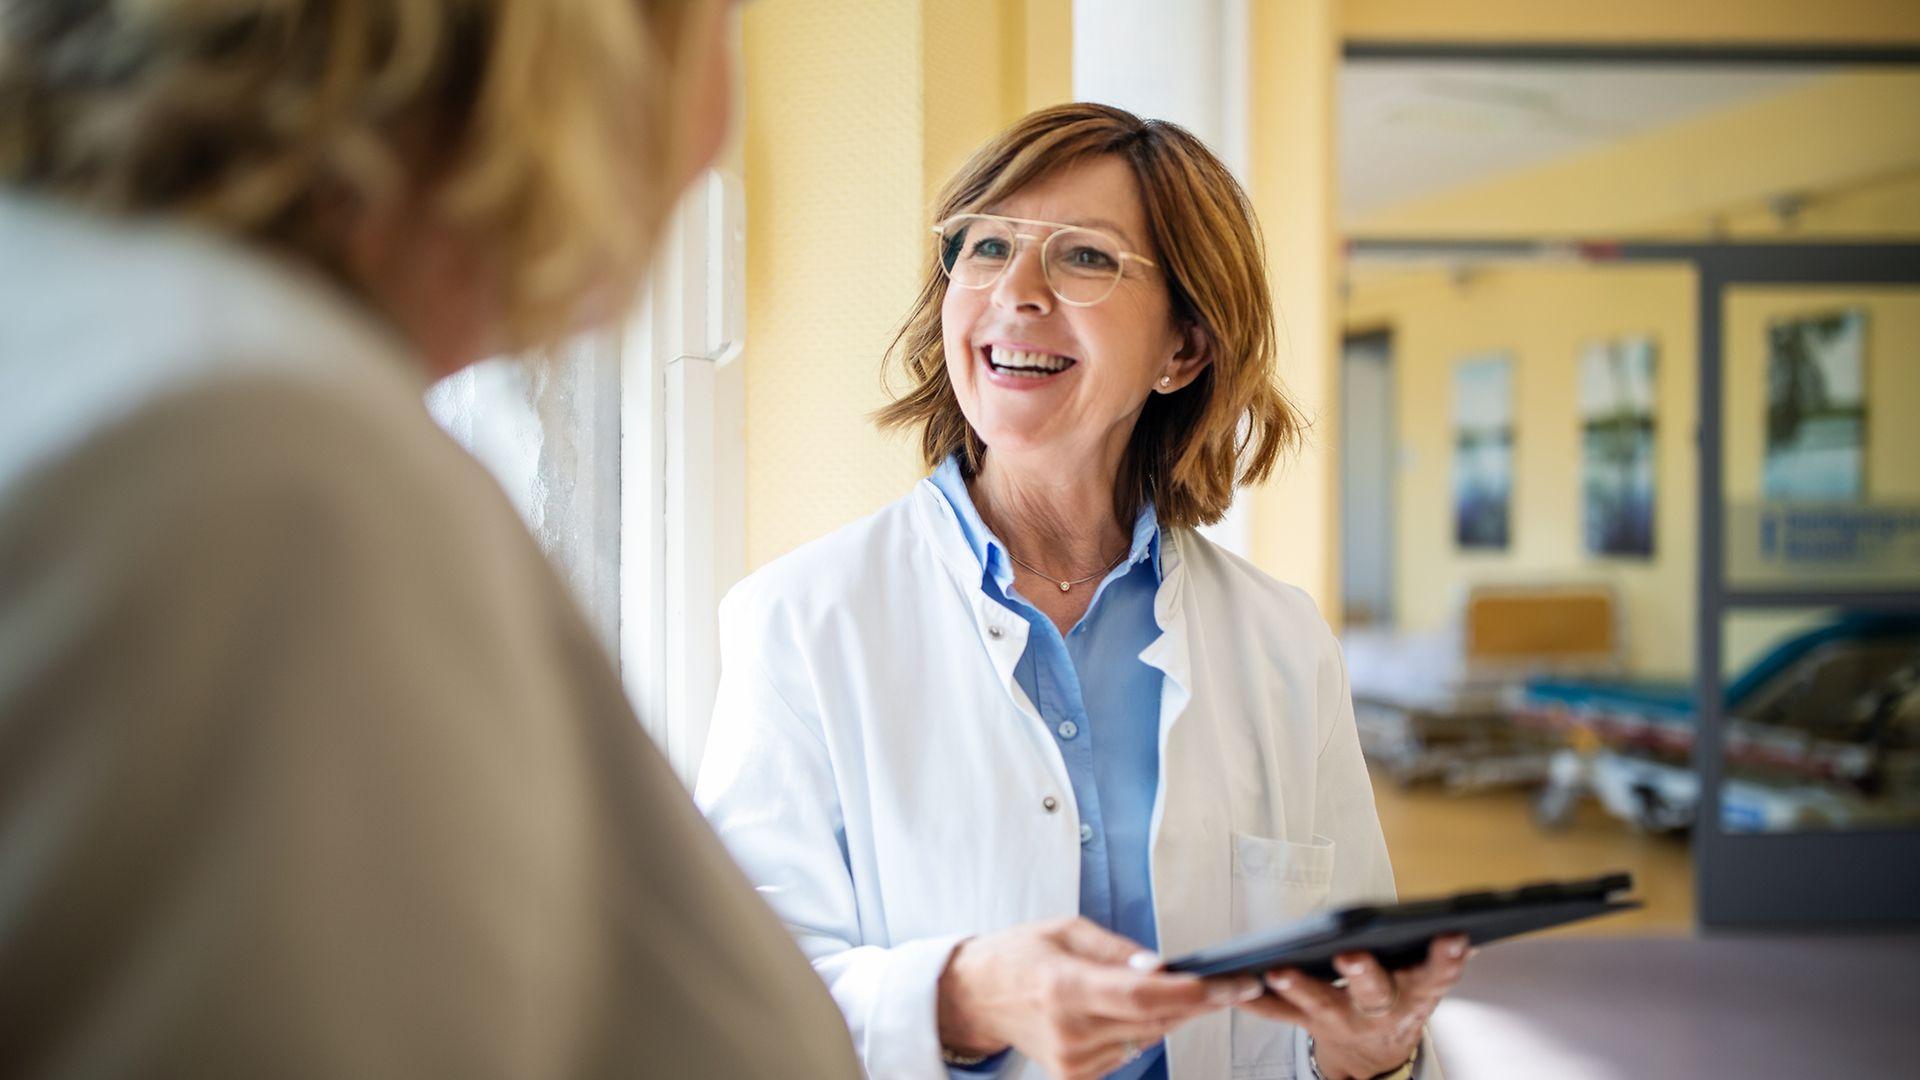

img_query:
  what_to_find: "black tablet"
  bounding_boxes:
[1163,872,1639,982]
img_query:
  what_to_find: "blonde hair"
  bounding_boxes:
[876,102,1303,530]
[0,0,715,346]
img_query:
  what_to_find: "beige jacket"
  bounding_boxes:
[0,194,859,1079]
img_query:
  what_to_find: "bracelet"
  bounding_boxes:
[1308,1034,1419,1080]
[941,1047,992,1067]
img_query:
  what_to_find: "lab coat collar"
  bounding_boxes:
[908,480,1192,701]
[924,456,1011,590]
[911,480,1041,715]
[912,478,1005,604]
[1139,533,1192,714]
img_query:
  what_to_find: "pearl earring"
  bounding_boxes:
[1158,374,1172,388]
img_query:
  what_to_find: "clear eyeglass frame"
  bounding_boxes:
[930,212,1159,308]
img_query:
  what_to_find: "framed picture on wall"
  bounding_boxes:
[1764,309,1867,502]
[1579,336,1657,558]
[1453,354,1513,549]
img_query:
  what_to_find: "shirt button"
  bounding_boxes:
[1042,796,1059,813]
[987,625,1003,639]
[1079,823,1095,844]
[1057,720,1078,740]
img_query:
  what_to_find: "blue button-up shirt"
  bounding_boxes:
[929,457,1168,1080]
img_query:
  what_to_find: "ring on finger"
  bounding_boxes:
[1352,982,1399,1019]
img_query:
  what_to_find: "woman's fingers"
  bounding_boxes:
[1395,935,1472,1011]
[1052,1014,1182,1079]
[960,918,1277,1079]
[1071,962,1255,1020]
[1428,934,1472,982]
[1072,1015,1181,1047]
[1047,917,1245,1020]
[1263,944,1471,1080]
[1332,952,1397,1015]
[1234,992,1309,1026]
[1063,1039,1146,1080]
[1264,968,1349,1027]
[1053,916,1148,965]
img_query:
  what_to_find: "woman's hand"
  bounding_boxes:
[938,917,1263,1080]
[1236,934,1471,1080]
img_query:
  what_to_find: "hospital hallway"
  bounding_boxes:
[1371,772,1920,1077]
[1369,767,1693,936]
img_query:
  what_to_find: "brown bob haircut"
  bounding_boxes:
[876,102,1303,530]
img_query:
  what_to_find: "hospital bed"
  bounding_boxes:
[1344,585,1622,790]
[1517,613,1920,833]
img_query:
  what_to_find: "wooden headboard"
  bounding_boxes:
[1463,584,1621,674]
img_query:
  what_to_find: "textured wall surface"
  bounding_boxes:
[741,1,1070,569]
[742,1,928,569]
[1247,0,1343,616]
[1345,264,1700,678]
[1343,0,1920,43]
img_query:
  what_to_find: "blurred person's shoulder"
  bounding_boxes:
[0,193,548,644]
[0,192,440,496]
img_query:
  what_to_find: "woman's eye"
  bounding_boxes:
[971,237,1011,260]
[1066,246,1118,269]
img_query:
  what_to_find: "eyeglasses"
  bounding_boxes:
[931,213,1158,308]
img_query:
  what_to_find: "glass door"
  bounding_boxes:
[1689,247,1920,925]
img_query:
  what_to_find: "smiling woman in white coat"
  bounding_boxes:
[697,103,1468,1080]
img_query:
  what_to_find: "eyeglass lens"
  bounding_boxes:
[938,215,1126,305]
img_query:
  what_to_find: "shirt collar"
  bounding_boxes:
[926,454,1163,590]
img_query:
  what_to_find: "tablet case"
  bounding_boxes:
[1164,873,1640,981]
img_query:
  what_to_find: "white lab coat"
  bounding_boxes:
[698,480,1442,1079]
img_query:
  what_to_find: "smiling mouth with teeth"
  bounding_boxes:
[986,345,1077,378]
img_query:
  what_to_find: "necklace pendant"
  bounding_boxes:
[1059,581,1071,592]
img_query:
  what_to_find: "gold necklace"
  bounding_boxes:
[1006,548,1128,593]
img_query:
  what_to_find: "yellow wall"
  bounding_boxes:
[1345,273,1920,679]
[1341,32,1920,678]
[1343,0,1920,44]
[1346,264,1701,677]
[1350,71,1920,241]
[1722,170,1920,241]
[1247,0,1345,615]
[998,0,1074,144]
[1326,0,1920,618]
[926,1,1073,210]
[741,0,1071,569]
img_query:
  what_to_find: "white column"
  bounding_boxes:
[1072,0,1254,556]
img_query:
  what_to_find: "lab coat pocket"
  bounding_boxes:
[1228,832,1335,1075]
